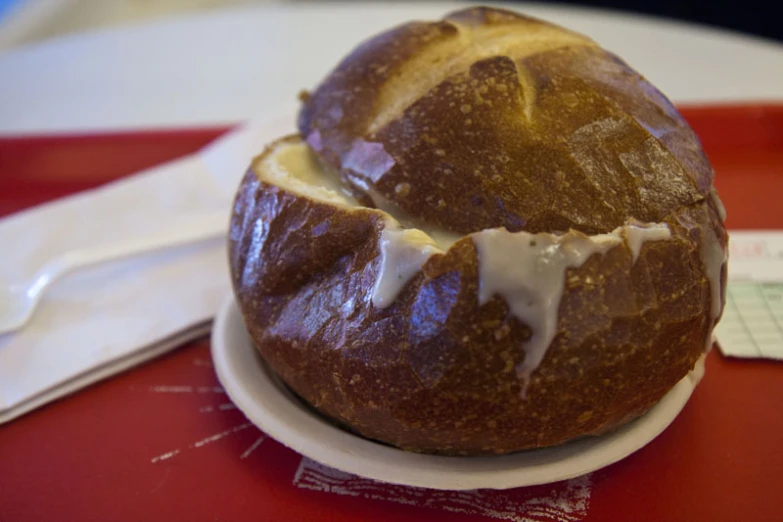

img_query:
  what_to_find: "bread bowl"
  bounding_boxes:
[228,6,728,455]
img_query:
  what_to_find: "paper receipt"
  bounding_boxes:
[714,231,783,360]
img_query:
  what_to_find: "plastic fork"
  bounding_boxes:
[0,210,229,335]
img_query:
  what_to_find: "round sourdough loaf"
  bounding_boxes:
[228,6,728,455]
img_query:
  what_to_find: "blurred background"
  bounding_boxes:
[0,0,780,52]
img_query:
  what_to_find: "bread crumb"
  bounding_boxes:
[494,323,511,340]
[577,411,593,423]
[394,182,411,196]
[563,92,579,107]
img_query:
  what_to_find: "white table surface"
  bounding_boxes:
[1,1,782,135]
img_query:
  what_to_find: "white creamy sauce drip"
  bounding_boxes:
[688,353,707,386]
[622,223,671,262]
[700,221,728,351]
[371,224,444,308]
[710,187,727,222]
[472,228,622,389]
[702,227,727,320]
[371,218,673,395]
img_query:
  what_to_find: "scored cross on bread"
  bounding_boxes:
[229,6,728,455]
[298,6,713,235]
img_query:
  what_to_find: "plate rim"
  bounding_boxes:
[212,294,698,490]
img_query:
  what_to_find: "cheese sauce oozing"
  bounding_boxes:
[371,224,444,307]
[371,219,674,389]
[472,228,622,389]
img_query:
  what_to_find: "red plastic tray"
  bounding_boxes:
[1,105,782,522]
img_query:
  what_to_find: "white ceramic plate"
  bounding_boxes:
[212,294,700,490]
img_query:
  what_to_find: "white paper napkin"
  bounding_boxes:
[0,107,296,424]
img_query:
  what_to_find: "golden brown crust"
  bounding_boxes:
[299,7,712,235]
[229,6,728,455]
[229,139,727,455]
